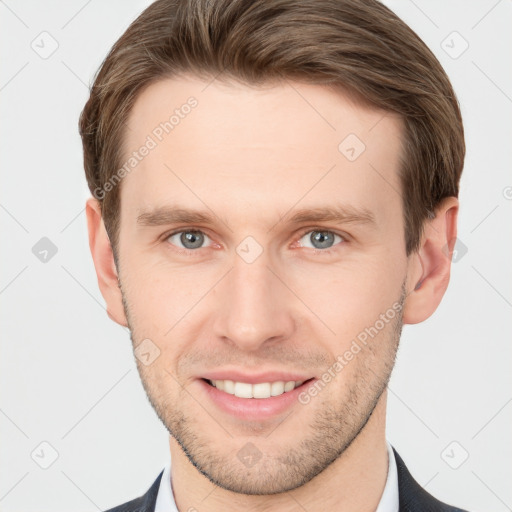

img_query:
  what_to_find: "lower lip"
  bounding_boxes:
[197,378,316,421]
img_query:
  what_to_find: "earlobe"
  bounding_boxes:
[402,197,459,325]
[85,197,129,328]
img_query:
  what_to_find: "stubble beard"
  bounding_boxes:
[121,280,406,495]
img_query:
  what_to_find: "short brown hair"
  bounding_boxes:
[79,0,465,258]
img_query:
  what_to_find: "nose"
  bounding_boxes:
[212,251,296,352]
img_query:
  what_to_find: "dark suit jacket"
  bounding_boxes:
[104,447,470,511]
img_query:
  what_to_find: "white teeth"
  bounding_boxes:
[284,381,295,392]
[234,382,252,398]
[253,382,271,398]
[209,379,305,399]
[223,380,235,394]
[271,381,284,396]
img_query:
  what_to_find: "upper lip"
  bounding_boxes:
[200,371,314,385]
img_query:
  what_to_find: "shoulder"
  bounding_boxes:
[393,447,470,511]
[103,470,163,512]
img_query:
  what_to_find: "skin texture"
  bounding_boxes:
[86,74,458,512]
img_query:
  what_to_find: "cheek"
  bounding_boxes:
[122,254,189,312]
[122,262,211,364]
[290,253,404,341]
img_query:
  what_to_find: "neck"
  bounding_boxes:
[169,391,389,512]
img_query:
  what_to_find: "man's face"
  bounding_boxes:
[116,75,410,494]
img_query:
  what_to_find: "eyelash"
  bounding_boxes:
[162,227,347,257]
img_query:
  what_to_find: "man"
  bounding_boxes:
[80,0,469,510]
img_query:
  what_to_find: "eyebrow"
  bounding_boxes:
[136,204,377,230]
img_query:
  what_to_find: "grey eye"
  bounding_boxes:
[168,230,209,250]
[299,230,342,250]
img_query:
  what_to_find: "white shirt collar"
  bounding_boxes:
[154,456,178,512]
[376,441,399,512]
[155,441,399,512]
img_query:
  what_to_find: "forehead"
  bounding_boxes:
[120,74,404,230]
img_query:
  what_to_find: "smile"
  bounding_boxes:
[205,378,309,399]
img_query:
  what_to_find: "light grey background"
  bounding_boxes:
[1,1,511,511]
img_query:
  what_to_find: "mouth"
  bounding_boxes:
[201,377,315,399]
[196,369,318,420]
[198,376,317,421]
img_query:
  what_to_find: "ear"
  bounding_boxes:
[402,196,459,325]
[85,197,128,327]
